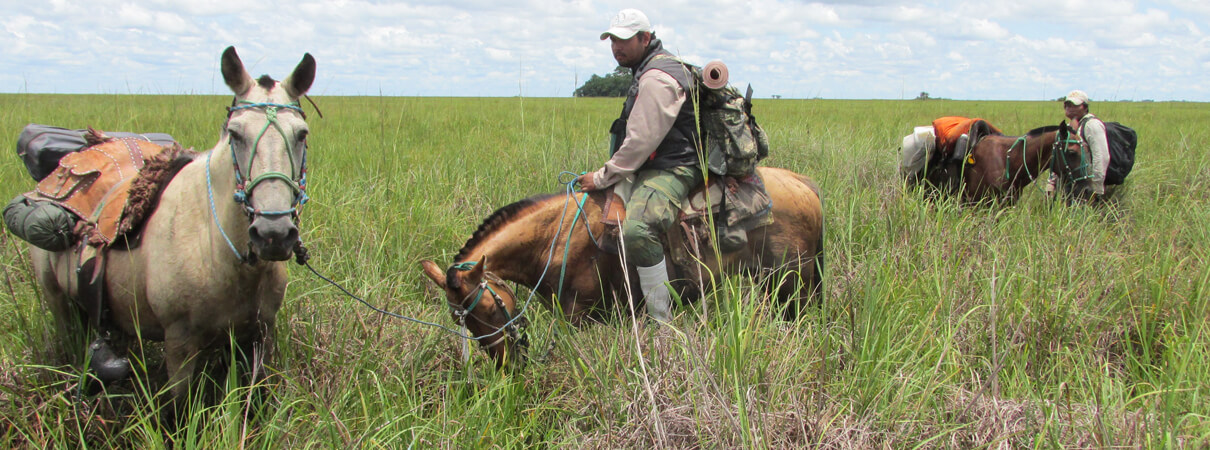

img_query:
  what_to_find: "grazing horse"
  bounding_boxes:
[29,46,315,402]
[421,167,824,364]
[920,122,1081,204]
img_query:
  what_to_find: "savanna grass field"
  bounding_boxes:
[0,93,1207,447]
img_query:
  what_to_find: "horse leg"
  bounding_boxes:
[162,324,202,421]
[30,250,91,363]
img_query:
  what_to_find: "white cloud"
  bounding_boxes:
[0,0,1204,101]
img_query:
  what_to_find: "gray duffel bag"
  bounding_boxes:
[16,124,176,181]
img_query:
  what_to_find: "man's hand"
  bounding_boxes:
[577,173,599,191]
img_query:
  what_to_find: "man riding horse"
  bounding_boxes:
[575,9,701,323]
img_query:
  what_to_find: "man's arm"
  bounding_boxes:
[579,69,686,190]
[1081,116,1110,194]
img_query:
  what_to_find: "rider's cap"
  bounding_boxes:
[600,9,651,40]
[1064,90,1089,106]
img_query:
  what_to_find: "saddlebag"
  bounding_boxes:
[17,124,176,181]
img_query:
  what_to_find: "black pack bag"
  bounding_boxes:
[1079,117,1136,185]
[16,124,177,181]
[1102,122,1137,185]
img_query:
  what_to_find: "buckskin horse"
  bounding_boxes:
[421,167,824,364]
[28,46,315,404]
[918,121,1083,204]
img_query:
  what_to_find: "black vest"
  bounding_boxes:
[609,40,700,170]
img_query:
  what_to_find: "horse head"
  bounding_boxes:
[1051,120,1097,202]
[220,46,315,261]
[421,257,529,366]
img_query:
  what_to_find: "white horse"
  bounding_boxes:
[30,46,315,403]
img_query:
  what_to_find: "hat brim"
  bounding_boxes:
[600,27,639,40]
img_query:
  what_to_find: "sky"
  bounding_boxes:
[1,0,1207,101]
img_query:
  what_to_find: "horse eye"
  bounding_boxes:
[296,129,309,143]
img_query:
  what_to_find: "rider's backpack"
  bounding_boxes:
[1079,117,1136,185]
[690,68,770,178]
[16,124,176,181]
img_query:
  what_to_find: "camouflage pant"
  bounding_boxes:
[622,166,703,267]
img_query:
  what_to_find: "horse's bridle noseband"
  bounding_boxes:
[447,261,529,350]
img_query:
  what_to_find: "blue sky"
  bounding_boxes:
[1,0,1207,101]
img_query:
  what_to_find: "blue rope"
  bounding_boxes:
[307,172,591,343]
[206,150,245,261]
[303,260,468,336]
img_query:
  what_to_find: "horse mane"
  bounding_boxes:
[1026,125,1061,137]
[453,193,561,262]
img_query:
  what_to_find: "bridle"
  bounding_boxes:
[447,261,529,350]
[208,98,309,263]
[225,99,309,219]
[1050,128,1091,188]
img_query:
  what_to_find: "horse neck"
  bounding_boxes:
[459,196,589,290]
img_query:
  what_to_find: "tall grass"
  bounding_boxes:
[0,94,1207,447]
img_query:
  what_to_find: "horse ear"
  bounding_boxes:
[420,260,447,289]
[467,256,487,282]
[221,46,254,97]
[283,53,316,99]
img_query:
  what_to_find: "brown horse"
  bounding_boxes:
[421,167,824,364]
[918,121,1082,204]
[29,47,315,403]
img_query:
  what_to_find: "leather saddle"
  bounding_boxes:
[956,119,1004,163]
[24,129,189,247]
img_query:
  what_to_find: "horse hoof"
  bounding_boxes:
[88,339,131,383]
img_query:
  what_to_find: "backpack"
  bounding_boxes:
[16,124,176,181]
[689,69,770,177]
[1079,117,1137,185]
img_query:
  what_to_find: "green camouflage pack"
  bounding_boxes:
[693,80,770,177]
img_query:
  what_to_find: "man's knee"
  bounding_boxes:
[621,218,665,266]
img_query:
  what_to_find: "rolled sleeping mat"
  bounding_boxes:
[4,195,77,251]
[702,60,729,90]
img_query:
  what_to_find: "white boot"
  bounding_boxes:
[637,258,672,323]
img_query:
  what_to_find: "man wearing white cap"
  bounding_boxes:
[576,9,701,323]
[1047,89,1110,197]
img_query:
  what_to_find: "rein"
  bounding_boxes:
[1004,135,1031,182]
[302,172,595,353]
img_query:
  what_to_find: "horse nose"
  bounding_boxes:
[248,215,299,260]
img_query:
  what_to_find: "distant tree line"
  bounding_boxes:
[574,67,631,97]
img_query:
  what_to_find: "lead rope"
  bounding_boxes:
[302,172,593,359]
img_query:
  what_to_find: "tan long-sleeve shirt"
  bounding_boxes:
[589,68,687,189]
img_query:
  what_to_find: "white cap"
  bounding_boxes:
[600,9,651,40]
[1065,90,1089,106]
